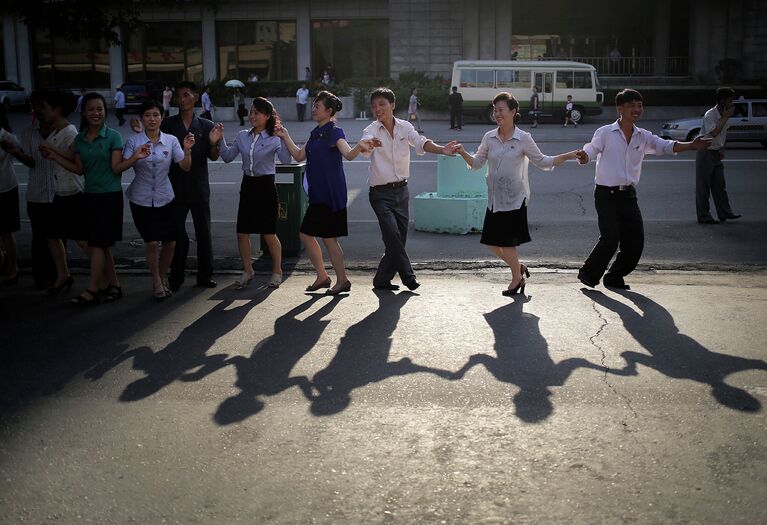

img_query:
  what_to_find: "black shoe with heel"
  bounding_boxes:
[502,278,526,296]
[46,275,74,296]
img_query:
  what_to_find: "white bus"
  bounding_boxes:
[451,60,604,123]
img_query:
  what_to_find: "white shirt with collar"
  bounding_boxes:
[582,120,676,187]
[47,124,82,196]
[296,88,309,105]
[124,131,185,207]
[360,117,429,186]
[470,126,556,212]
[701,106,729,151]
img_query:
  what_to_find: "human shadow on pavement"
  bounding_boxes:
[451,294,608,423]
[584,289,767,412]
[213,294,346,425]
[88,285,277,402]
[310,290,454,416]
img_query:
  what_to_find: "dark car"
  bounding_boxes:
[121,81,164,112]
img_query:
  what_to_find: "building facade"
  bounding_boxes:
[2,0,765,92]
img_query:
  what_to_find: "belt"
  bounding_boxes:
[596,184,633,191]
[373,179,408,189]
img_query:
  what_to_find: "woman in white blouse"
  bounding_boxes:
[457,92,580,296]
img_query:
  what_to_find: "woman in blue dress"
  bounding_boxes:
[275,91,373,295]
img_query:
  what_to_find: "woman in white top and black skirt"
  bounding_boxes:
[457,92,580,296]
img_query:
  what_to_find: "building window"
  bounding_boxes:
[30,29,110,88]
[217,21,297,81]
[126,22,203,85]
[311,20,389,82]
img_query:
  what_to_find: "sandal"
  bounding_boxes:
[234,271,254,289]
[267,273,282,288]
[153,283,167,301]
[72,289,100,306]
[100,285,123,303]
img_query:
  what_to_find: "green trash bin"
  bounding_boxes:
[260,162,308,256]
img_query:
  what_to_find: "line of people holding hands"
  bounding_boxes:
[0,81,711,305]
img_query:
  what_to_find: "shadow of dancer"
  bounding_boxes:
[310,290,454,416]
[93,286,277,402]
[585,289,767,412]
[452,295,607,423]
[213,295,346,425]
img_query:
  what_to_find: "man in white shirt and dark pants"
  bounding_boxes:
[296,83,310,121]
[696,87,741,224]
[575,89,711,290]
[361,88,459,291]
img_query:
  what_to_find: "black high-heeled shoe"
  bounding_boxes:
[46,275,74,296]
[502,278,526,296]
[520,264,530,278]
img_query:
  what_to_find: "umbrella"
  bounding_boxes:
[225,79,245,88]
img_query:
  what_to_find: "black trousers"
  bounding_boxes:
[26,202,57,287]
[579,185,644,284]
[450,109,462,129]
[170,199,214,283]
[369,185,415,286]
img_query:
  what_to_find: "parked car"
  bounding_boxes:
[120,81,164,112]
[0,80,29,110]
[660,99,767,148]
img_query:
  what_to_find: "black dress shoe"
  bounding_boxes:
[698,217,719,224]
[577,272,598,288]
[720,214,741,222]
[603,277,630,290]
[373,283,400,291]
[196,278,217,288]
[403,280,421,291]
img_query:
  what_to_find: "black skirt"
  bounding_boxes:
[87,191,123,248]
[130,201,178,242]
[0,186,20,233]
[480,203,531,247]
[52,192,89,241]
[300,203,348,238]
[237,175,278,234]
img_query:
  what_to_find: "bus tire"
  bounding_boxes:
[484,105,496,124]
[571,106,585,123]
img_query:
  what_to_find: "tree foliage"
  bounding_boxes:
[6,0,225,46]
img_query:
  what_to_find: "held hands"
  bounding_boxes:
[357,138,379,153]
[183,132,195,151]
[442,140,462,156]
[575,150,589,164]
[134,143,152,160]
[273,123,288,139]
[690,135,713,150]
[208,123,224,145]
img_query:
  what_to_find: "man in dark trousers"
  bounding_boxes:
[161,81,222,290]
[575,89,711,290]
[449,86,463,130]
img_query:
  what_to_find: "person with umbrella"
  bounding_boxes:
[225,80,247,127]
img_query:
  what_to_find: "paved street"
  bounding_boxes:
[2,110,767,523]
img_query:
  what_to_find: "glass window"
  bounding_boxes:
[217,20,297,81]
[311,19,388,82]
[459,69,476,88]
[556,71,574,89]
[126,22,204,85]
[496,69,531,88]
[31,29,109,88]
[732,103,748,118]
[573,72,592,88]
[751,103,767,117]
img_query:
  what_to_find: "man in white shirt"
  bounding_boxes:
[296,83,310,121]
[361,88,459,291]
[695,87,741,224]
[200,87,215,121]
[114,86,126,126]
[575,89,711,290]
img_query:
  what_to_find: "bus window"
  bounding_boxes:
[574,72,593,89]
[459,69,494,88]
[556,71,574,89]
[496,69,531,89]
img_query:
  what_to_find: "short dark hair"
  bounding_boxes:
[452,86,458,92]
[492,91,519,112]
[79,92,108,131]
[175,81,198,93]
[315,90,343,116]
[139,99,164,116]
[43,89,77,117]
[715,87,736,103]
[615,89,643,105]
[251,97,279,135]
[370,87,395,104]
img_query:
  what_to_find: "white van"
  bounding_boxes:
[451,60,604,123]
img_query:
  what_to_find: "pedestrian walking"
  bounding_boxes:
[530,86,540,128]
[42,93,125,305]
[408,87,423,133]
[114,85,126,126]
[121,100,194,300]
[162,86,173,117]
[296,83,309,122]
[456,92,580,296]
[449,86,463,130]
[160,81,220,291]
[234,88,246,126]
[563,95,576,127]
[575,89,711,290]
[75,89,86,114]
[275,91,374,295]
[695,87,742,224]
[201,87,215,121]
[360,87,460,291]
[215,97,292,289]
